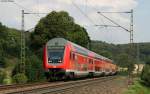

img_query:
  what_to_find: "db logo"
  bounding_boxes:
[53,66,56,68]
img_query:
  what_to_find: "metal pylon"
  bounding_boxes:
[20,10,25,73]
[130,9,133,45]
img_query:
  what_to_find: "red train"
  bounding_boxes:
[43,38,117,80]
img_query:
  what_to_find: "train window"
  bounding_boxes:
[70,52,72,59]
[75,55,77,61]
[89,59,93,64]
[48,48,64,63]
[70,52,75,60]
[73,53,75,60]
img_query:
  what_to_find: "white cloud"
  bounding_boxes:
[57,0,137,10]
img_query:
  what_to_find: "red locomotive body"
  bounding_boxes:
[43,38,117,80]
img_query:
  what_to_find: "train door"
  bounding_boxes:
[101,59,105,74]
[94,59,102,76]
[75,54,80,71]
[70,51,76,71]
[88,58,94,72]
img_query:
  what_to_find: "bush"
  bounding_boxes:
[141,64,150,86]
[125,81,150,94]
[2,78,12,85]
[0,69,4,83]
[25,55,45,82]
[13,73,28,84]
[117,71,128,76]
[0,70,13,85]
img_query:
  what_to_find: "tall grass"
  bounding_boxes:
[125,80,150,94]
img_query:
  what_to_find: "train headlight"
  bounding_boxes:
[48,60,52,63]
[58,60,62,63]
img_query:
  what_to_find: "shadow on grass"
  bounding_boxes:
[139,80,150,88]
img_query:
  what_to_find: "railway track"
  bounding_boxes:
[0,82,49,90]
[0,82,52,94]
[0,76,117,94]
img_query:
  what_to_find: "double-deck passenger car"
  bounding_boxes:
[43,38,117,80]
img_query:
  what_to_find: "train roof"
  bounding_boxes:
[47,38,112,62]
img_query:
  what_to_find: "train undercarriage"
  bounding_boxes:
[45,68,117,81]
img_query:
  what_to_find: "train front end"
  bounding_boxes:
[43,38,69,80]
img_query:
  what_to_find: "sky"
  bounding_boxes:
[0,0,149,44]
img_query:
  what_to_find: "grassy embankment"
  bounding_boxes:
[125,80,150,94]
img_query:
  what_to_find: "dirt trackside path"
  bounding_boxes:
[50,76,128,94]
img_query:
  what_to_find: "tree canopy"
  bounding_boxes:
[141,63,150,86]
[31,11,90,50]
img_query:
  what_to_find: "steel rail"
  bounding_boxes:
[0,82,49,90]
[8,76,117,94]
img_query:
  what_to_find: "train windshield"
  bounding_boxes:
[48,48,64,63]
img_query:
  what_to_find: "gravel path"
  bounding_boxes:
[50,76,128,94]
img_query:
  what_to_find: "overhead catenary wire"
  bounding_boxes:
[12,1,49,32]
[85,0,115,42]
[71,0,96,25]
[82,0,112,33]
[97,12,130,32]
[12,2,42,18]
[89,0,131,32]
[97,13,110,32]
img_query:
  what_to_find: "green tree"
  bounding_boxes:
[25,55,45,82]
[31,11,90,50]
[13,73,28,84]
[115,53,135,73]
[0,69,4,83]
[66,26,90,48]
[141,64,150,86]
[116,53,129,67]
[141,57,150,86]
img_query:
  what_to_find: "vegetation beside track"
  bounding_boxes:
[141,63,150,86]
[125,80,150,94]
[124,62,150,94]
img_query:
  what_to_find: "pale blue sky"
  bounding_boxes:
[134,0,150,43]
[0,0,149,44]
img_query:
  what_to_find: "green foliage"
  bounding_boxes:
[0,57,5,68]
[116,53,135,73]
[144,55,150,64]
[13,73,28,84]
[2,78,12,85]
[0,22,8,39]
[125,81,150,94]
[116,53,129,67]
[0,69,12,85]
[91,40,137,74]
[0,23,20,58]
[117,71,128,76]
[66,25,90,48]
[2,58,12,68]
[25,55,45,82]
[31,11,90,50]
[141,64,150,86]
[0,69,5,83]
[91,41,116,59]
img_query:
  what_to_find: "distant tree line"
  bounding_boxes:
[90,41,150,73]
